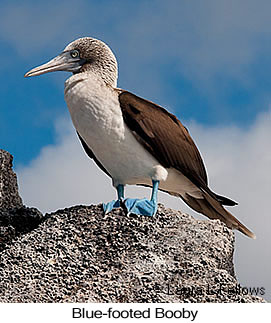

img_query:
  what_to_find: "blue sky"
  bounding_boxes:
[1,0,271,301]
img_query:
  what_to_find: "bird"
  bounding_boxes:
[25,37,255,239]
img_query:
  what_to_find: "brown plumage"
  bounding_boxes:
[119,91,255,239]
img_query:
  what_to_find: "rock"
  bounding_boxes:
[0,150,23,210]
[0,149,43,250]
[0,204,265,302]
[0,150,266,302]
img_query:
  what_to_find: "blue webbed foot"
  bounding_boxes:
[103,184,124,214]
[103,199,122,214]
[124,198,158,217]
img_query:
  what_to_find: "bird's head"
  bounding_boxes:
[25,37,118,87]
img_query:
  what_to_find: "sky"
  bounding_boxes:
[0,0,270,301]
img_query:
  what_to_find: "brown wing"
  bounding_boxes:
[119,91,237,206]
[119,91,208,184]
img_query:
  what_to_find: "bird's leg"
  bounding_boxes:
[124,180,159,216]
[116,184,124,200]
[103,184,124,214]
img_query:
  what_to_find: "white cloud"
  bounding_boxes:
[188,111,271,300]
[16,116,113,213]
[17,109,271,301]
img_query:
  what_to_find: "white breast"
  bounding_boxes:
[64,73,168,187]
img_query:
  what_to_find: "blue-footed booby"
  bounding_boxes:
[25,37,255,239]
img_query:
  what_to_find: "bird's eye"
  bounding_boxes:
[70,50,80,58]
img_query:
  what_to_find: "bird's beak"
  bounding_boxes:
[24,51,84,77]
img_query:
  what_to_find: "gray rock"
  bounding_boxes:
[0,150,265,303]
[0,150,23,210]
[0,204,265,303]
[0,150,43,250]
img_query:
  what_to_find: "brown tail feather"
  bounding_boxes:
[181,191,256,239]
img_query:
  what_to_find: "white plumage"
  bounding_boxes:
[64,73,168,188]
